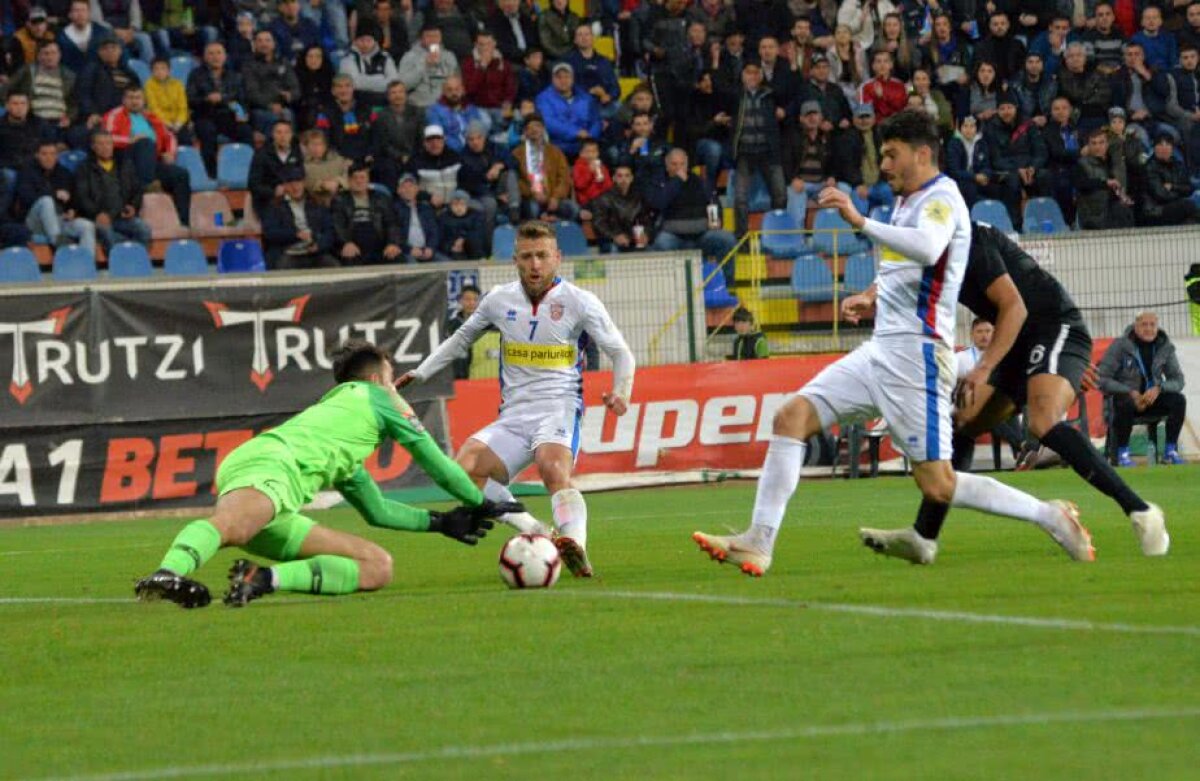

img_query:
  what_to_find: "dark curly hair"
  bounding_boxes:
[330,339,391,384]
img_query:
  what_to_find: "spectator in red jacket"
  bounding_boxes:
[462,30,517,130]
[101,84,192,225]
[858,49,907,119]
[572,138,611,218]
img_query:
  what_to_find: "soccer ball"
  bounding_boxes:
[499,534,562,589]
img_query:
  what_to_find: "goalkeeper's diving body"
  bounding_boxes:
[135,340,516,608]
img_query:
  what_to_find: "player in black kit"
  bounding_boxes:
[860,223,1170,563]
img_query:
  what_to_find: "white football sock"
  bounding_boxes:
[950,472,1057,531]
[484,479,548,535]
[552,488,588,549]
[748,436,807,552]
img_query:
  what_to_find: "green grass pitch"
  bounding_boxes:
[3,467,1199,780]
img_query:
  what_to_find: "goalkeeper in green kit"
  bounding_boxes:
[135,340,517,609]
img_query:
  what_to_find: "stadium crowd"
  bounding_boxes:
[0,0,1199,268]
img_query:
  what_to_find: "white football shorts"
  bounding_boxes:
[468,399,584,481]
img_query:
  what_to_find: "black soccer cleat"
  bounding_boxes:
[134,569,212,608]
[223,559,275,607]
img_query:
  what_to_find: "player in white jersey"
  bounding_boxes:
[399,221,635,576]
[694,110,1091,576]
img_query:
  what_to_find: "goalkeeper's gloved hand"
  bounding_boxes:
[428,506,495,546]
[473,499,525,519]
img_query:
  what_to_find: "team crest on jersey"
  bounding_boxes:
[923,200,951,225]
[505,309,517,322]
[550,303,564,321]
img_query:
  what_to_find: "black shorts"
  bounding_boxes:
[990,317,1092,407]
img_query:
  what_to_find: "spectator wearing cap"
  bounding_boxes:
[270,0,322,63]
[1111,42,1176,149]
[249,119,304,214]
[397,23,459,111]
[790,100,838,198]
[730,60,786,236]
[534,61,601,158]
[858,49,906,120]
[644,148,736,279]
[262,163,338,269]
[439,189,485,259]
[1131,5,1178,72]
[591,163,648,253]
[332,160,404,264]
[799,52,853,131]
[76,34,139,126]
[14,8,55,65]
[463,30,518,128]
[729,307,768,360]
[101,85,192,227]
[513,111,577,221]
[427,74,492,153]
[57,0,115,74]
[408,123,462,207]
[983,91,1049,228]
[565,25,620,123]
[1141,133,1198,226]
[457,120,519,240]
[1042,95,1082,223]
[301,128,350,207]
[1073,126,1135,230]
[313,74,376,162]
[1009,52,1056,128]
[394,172,444,261]
[488,0,539,64]
[242,29,300,136]
[1104,107,1150,200]
[371,80,424,190]
[515,45,550,104]
[1057,42,1112,136]
[946,114,997,209]
[1080,3,1125,77]
[73,128,151,249]
[339,21,400,109]
[831,101,894,215]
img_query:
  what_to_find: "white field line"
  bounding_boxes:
[24,706,1200,781]
[0,543,160,557]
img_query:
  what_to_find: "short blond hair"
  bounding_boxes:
[516,220,556,241]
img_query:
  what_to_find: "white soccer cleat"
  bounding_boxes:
[692,531,771,577]
[858,527,938,565]
[1130,503,1170,556]
[1043,500,1095,562]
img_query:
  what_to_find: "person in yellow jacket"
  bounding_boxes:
[145,57,194,144]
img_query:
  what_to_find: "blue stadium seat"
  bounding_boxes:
[555,221,591,256]
[868,205,893,224]
[970,199,1014,233]
[722,170,772,212]
[1022,197,1069,234]
[0,247,42,283]
[128,58,151,85]
[217,239,266,273]
[791,256,835,302]
[52,245,97,281]
[164,240,209,275]
[176,146,217,191]
[57,149,87,173]
[170,55,197,83]
[842,252,876,293]
[491,224,515,260]
[108,242,153,277]
[702,260,739,308]
[811,208,869,255]
[217,144,253,189]
[760,209,806,258]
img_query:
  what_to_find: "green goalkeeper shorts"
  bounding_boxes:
[216,438,316,561]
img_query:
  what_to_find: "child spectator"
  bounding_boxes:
[439,189,485,258]
[145,57,193,145]
[571,138,611,219]
[729,308,769,360]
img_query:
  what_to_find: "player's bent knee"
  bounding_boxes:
[773,396,820,439]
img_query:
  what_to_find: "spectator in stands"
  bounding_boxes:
[1009,52,1055,127]
[94,0,154,63]
[249,119,304,214]
[11,41,76,144]
[729,307,769,359]
[425,0,476,62]
[226,12,258,72]
[438,189,485,259]
[331,159,403,264]
[1081,3,1125,76]
[463,30,517,129]
[145,57,192,146]
[984,92,1049,226]
[398,23,459,111]
[1043,94,1082,223]
[426,74,491,153]
[1057,42,1112,135]
[923,13,972,109]
[687,72,733,195]
[371,79,423,190]
[802,52,853,130]
[512,112,577,220]
[102,85,192,226]
[734,0,792,52]
[409,123,462,207]
[57,0,114,74]
[1111,42,1175,148]
[618,110,668,182]
[565,24,620,121]
[731,60,787,236]
[314,74,376,162]
[0,92,53,171]
[458,121,518,237]
[243,29,299,136]
[340,22,399,109]
[262,163,338,268]
[448,283,481,378]
[1105,107,1150,201]
[688,0,735,41]
[714,29,748,97]
[1181,2,1200,54]
[968,60,1001,122]
[1074,126,1135,230]
[17,138,96,253]
[76,35,139,129]
[826,24,868,102]
[645,0,692,112]
[1013,1,1053,44]
[1132,5,1178,72]
[658,20,711,141]
[394,171,443,261]
[782,19,820,82]
[14,8,55,66]
[187,42,253,177]
[908,67,954,136]
[872,13,918,83]
[538,0,580,61]
[1168,44,1200,170]
[1099,311,1188,466]
[535,62,601,158]
[301,128,350,206]
[756,34,796,114]
[515,44,549,103]
[489,0,538,64]
[591,163,648,253]
[644,148,736,277]
[833,101,894,216]
[295,45,334,128]
[365,0,412,61]
[973,12,1026,84]
[946,114,995,208]
[1142,133,1199,225]
[572,137,612,219]
[858,49,906,120]
[1027,14,1070,78]
[73,129,151,248]
[790,100,836,196]
[270,0,321,63]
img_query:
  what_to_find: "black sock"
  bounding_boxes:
[1040,422,1150,515]
[913,498,950,540]
[951,432,976,472]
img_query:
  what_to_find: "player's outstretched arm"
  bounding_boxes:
[582,292,635,415]
[336,466,433,531]
[404,300,494,387]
